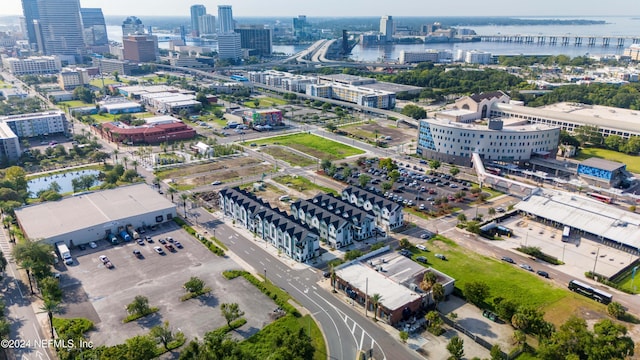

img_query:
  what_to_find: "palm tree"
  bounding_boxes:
[131,160,138,172]
[168,187,177,202]
[370,293,382,321]
[40,299,61,338]
[21,259,35,295]
[330,265,337,293]
[112,149,119,163]
[488,207,496,217]
[122,156,129,169]
[432,283,445,310]
[180,193,189,217]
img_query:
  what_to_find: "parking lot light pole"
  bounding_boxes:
[593,247,600,275]
[264,269,267,282]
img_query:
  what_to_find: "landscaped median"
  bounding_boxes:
[174,217,225,256]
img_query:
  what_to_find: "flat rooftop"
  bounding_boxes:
[15,184,175,240]
[423,117,558,132]
[579,157,626,172]
[495,102,640,135]
[361,82,423,94]
[515,189,640,249]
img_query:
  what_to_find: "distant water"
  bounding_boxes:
[28,170,101,197]
[108,16,639,61]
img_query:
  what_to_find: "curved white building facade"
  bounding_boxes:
[417,118,560,166]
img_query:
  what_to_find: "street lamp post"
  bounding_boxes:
[562,244,566,262]
[264,269,267,282]
[593,247,600,275]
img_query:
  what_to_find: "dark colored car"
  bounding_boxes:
[536,270,550,278]
[133,249,143,259]
[501,256,515,264]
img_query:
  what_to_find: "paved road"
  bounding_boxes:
[192,209,421,360]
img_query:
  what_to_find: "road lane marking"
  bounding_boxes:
[259,261,264,266]
[276,274,282,278]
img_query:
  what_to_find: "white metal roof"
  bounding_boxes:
[515,189,640,249]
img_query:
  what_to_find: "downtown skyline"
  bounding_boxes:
[0,0,637,18]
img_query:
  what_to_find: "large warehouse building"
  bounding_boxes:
[15,184,176,247]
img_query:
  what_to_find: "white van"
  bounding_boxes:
[279,195,290,202]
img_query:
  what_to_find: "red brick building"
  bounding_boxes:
[98,121,196,144]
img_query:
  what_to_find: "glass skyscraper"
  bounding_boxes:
[217,5,234,34]
[24,0,85,61]
[190,4,206,36]
[80,8,108,48]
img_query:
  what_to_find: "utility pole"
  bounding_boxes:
[365,277,368,318]
[592,247,600,275]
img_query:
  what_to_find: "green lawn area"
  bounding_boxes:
[59,100,92,108]
[244,97,288,108]
[416,236,604,322]
[259,146,317,167]
[89,78,122,87]
[612,270,640,294]
[274,175,338,196]
[252,133,364,161]
[138,75,165,84]
[575,147,640,174]
[239,314,325,360]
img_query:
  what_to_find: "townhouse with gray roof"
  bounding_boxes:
[290,193,376,249]
[218,187,319,262]
[341,186,404,231]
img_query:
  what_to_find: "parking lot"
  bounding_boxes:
[334,158,479,215]
[59,222,276,346]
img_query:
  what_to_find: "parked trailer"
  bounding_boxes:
[127,225,140,240]
[120,230,131,242]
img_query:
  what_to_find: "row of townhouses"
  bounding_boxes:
[341,187,404,231]
[218,187,320,262]
[290,193,376,249]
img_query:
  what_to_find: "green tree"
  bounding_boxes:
[399,330,409,343]
[401,104,427,120]
[429,160,441,171]
[125,335,157,360]
[0,251,7,274]
[488,207,496,217]
[220,303,244,327]
[494,298,518,323]
[604,134,624,151]
[465,220,481,234]
[330,264,337,292]
[168,187,177,202]
[13,241,54,281]
[126,295,151,317]
[449,166,460,177]
[421,271,437,291]
[389,169,401,183]
[40,299,61,338]
[184,276,205,294]
[490,344,504,360]
[607,301,626,319]
[398,238,411,249]
[180,193,189,217]
[40,276,62,302]
[378,158,396,171]
[457,213,467,224]
[432,283,445,309]
[381,182,392,191]
[358,174,371,188]
[590,318,634,359]
[464,281,490,305]
[426,310,443,334]
[446,335,464,360]
[73,86,95,104]
[325,122,337,132]
[150,321,175,350]
[369,293,382,321]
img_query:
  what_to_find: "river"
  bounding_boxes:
[107,16,639,61]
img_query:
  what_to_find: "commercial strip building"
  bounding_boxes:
[242,109,283,128]
[1,56,62,75]
[218,187,320,262]
[139,92,201,114]
[98,115,196,144]
[576,158,631,188]
[15,184,176,247]
[334,249,455,325]
[515,188,640,253]
[290,193,376,249]
[341,187,404,231]
[97,98,143,115]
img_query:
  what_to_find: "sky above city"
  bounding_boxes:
[0,0,635,17]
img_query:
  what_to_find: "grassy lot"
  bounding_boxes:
[612,270,640,294]
[252,133,364,161]
[274,175,338,196]
[575,148,640,174]
[60,100,93,108]
[239,314,325,360]
[244,97,288,108]
[89,78,122,87]
[138,75,165,84]
[415,236,605,325]
[259,146,317,167]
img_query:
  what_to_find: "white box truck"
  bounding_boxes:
[56,242,73,265]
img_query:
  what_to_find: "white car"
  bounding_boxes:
[416,244,427,251]
[154,246,165,255]
[89,241,98,249]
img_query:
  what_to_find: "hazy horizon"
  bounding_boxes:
[0,0,637,18]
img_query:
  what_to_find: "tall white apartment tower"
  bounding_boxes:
[380,15,394,43]
[217,5,234,34]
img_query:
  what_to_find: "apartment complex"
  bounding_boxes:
[0,122,21,163]
[58,68,90,90]
[341,187,404,231]
[218,187,320,262]
[1,56,61,75]
[247,70,317,92]
[307,82,396,109]
[0,111,68,139]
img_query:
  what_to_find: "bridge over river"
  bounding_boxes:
[480,34,640,47]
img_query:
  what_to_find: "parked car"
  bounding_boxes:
[89,241,98,249]
[416,256,428,264]
[519,264,534,272]
[496,207,506,213]
[133,249,143,259]
[174,241,183,249]
[166,237,174,243]
[211,181,222,185]
[137,238,145,245]
[145,236,153,243]
[158,238,167,245]
[501,256,515,264]
[482,310,499,322]
[153,246,165,255]
[165,244,176,252]
[78,244,86,250]
[536,270,550,278]
[416,244,427,251]
[435,254,447,260]
[99,255,113,269]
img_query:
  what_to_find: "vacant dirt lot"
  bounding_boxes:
[341,120,417,147]
[159,157,274,187]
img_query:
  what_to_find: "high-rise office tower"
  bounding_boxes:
[123,34,158,62]
[293,15,312,41]
[235,26,272,56]
[34,0,85,61]
[122,16,145,36]
[217,32,241,60]
[217,5,234,34]
[80,8,108,49]
[380,15,394,43]
[190,4,206,36]
[21,0,40,50]
[199,14,216,35]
